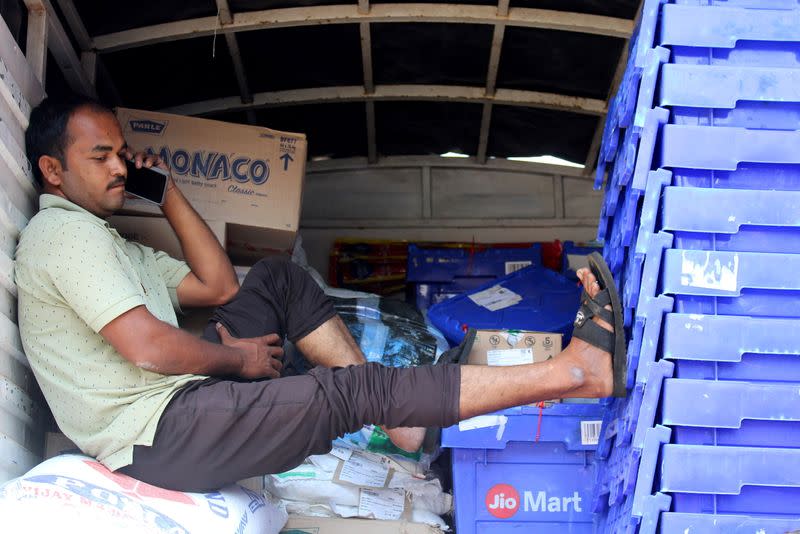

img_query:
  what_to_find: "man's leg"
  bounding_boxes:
[292,313,427,452]
[118,267,613,492]
[204,256,425,450]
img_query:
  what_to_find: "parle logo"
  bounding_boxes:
[485,483,520,519]
[129,119,167,135]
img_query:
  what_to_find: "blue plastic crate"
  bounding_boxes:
[594,359,673,479]
[626,231,675,385]
[661,249,800,317]
[444,402,604,534]
[660,444,800,516]
[660,512,800,534]
[443,402,604,451]
[671,0,800,8]
[406,244,541,283]
[599,107,668,205]
[661,4,800,68]
[662,313,800,385]
[605,211,630,277]
[625,171,672,311]
[425,266,580,345]
[659,125,800,171]
[661,378,800,448]
[594,0,663,190]
[449,442,597,534]
[661,188,800,253]
[412,277,495,313]
[661,64,800,130]
[671,163,800,191]
[594,422,672,534]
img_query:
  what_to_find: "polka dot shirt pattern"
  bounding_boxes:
[15,195,201,471]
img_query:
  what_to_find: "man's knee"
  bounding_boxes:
[244,256,298,286]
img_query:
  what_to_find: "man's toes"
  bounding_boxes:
[577,268,601,299]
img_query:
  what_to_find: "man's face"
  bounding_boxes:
[57,107,128,218]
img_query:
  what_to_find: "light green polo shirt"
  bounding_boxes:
[15,194,204,471]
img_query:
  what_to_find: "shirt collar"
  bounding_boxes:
[39,193,106,223]
[38,194,111,228]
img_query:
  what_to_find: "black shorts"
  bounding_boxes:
[118,257,461,492]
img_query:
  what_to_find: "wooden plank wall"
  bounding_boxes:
[0,14,47,484]
[300,162,603,275]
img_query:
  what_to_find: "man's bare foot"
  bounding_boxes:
[552,267,615,398]
[383,426,426,453]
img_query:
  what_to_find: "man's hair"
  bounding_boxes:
[25,93,112,186]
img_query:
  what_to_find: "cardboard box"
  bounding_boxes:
[280,516,444,534]
[108,215,226,261]
[467,329,563,404]
[467,329,562,366]
[114,107,306,254]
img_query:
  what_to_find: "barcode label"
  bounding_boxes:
[505,261,532,275]
[581,420,602,446]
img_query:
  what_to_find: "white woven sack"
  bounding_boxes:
[0,454,288,534]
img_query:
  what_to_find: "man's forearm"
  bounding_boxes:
[133,317,242,376]
[160,184,238,300]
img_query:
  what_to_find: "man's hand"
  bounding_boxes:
[216,323,284,379]
[121,148,176,194]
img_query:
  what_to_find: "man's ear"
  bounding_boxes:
[38,155,63,187]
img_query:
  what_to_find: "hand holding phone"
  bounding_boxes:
[124,158,169,205]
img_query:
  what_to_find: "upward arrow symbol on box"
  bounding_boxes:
[280,153,294,171]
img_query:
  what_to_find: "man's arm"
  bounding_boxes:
[101,305,284,378]
[129,152,239,308]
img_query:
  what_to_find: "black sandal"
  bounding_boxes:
[572,252,628,398]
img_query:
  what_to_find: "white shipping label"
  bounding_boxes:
[358,488,406,520]
[581,420,603,446]
[487,348,534,366]
[339,452,389,487]
[330,445,353,461]
[680,251,739,292]
[468,285,522,311]
[505,261,532,275]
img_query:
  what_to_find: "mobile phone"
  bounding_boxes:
[124,159,169,205]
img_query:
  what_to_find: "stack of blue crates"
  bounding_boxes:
[406,244,541,312]
[593,1,800,532]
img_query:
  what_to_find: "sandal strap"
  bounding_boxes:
[579,290,614,325]
[592,288,612,308]
[572,307,615,354]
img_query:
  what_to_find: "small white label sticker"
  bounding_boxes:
[339,452,389,487]
[330,445,353,461]
[581,420,603,446]
[679,251,739,293]
[468,285,522,311]
[358,488,406,520]
[487,348,534,366]
[505,261,532,275]
[458,414,508,432]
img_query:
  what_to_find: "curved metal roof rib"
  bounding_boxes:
[43,0,640,173]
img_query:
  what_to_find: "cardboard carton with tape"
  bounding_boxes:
[114,107,306,257]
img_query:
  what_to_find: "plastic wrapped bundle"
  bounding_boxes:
[332,296,449,368]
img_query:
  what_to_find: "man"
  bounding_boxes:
[16,94,620,493]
